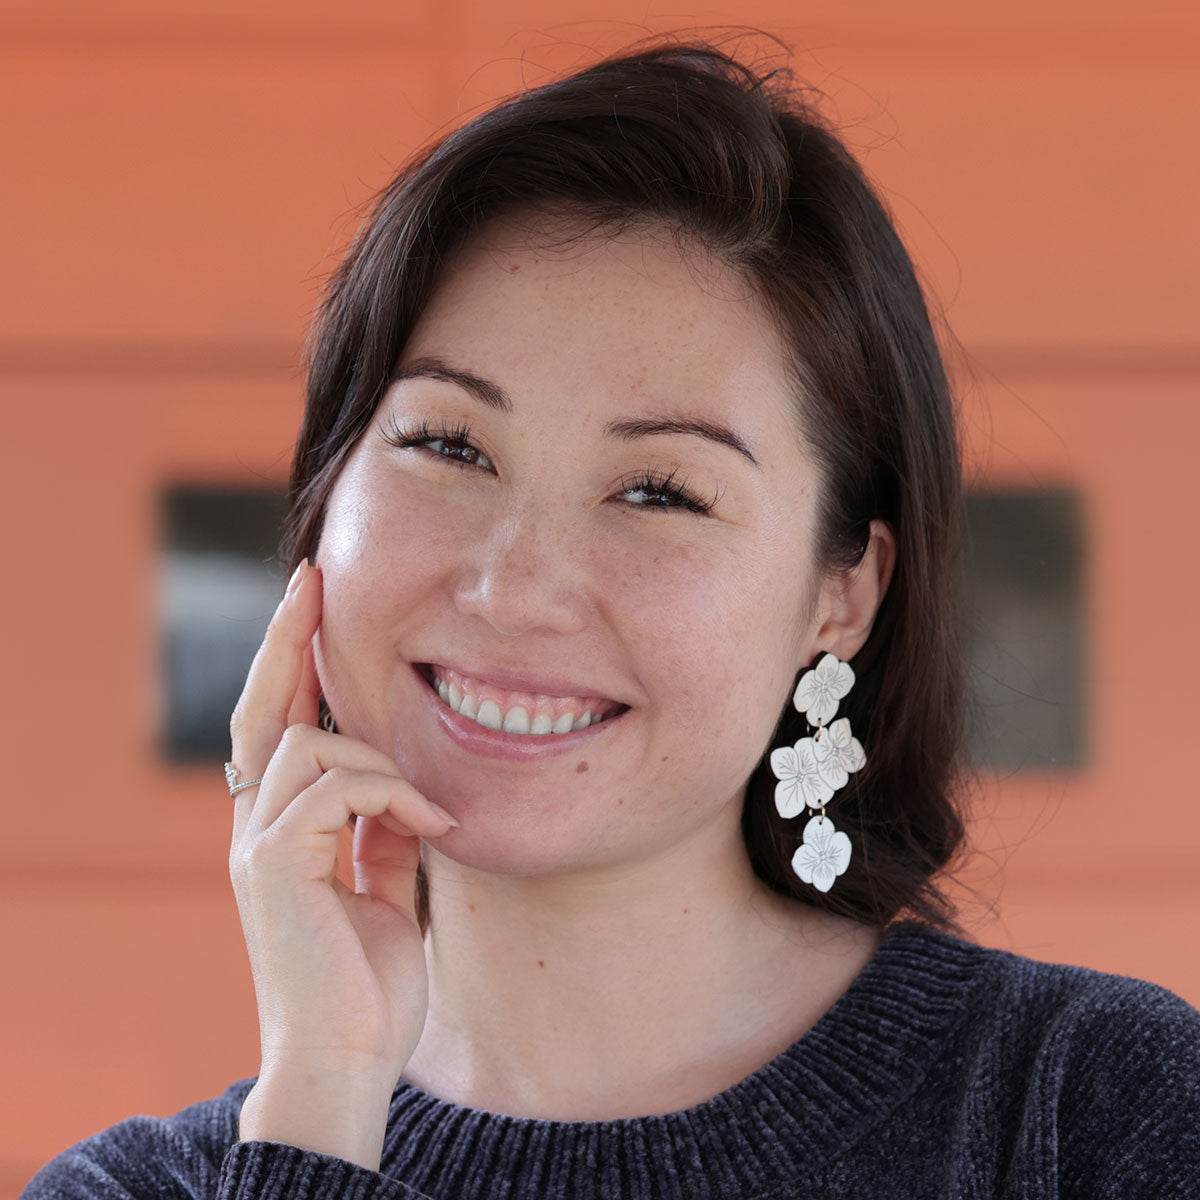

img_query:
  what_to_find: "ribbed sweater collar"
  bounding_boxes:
[380,922,983,1199]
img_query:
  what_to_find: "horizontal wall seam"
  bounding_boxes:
[1,26,1198,64]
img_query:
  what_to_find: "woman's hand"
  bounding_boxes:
[227,559,458,1170]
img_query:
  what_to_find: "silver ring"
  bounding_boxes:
[224,762,264,798]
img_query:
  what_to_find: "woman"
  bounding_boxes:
[25,38,1199,1199]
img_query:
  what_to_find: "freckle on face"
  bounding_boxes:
[312,224,824,879]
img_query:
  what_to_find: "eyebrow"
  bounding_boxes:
[603,415,760,468]
[390,356,511,412]
[389,355,759,467]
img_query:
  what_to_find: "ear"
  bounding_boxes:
[811,519,896,662]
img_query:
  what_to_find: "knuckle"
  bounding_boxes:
[276,723,311,757]
[319,766,352,791]
[228,842,255,887]
[238,833,278,878]
[229,701,249,743]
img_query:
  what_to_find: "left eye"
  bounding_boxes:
[425,436,490,467]
[381,417,495,472]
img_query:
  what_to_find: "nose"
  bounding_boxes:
[452,505,591,638]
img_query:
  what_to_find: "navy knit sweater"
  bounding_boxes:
[22,922,1200,1198]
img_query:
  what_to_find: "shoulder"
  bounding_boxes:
[21,1078,253,1199]
[903,925,1200,1196]
[1002,948,1200,1190]
[943,927,1200,1069]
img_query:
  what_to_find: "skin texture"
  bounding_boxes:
[305,221,895,1120]
[230,219,896,1165]
[317,226,854,878]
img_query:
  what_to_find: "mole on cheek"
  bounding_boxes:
[576,760,589,773]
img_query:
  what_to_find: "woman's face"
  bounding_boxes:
[314,221,835,879]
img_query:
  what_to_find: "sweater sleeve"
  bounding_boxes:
[19,1080,433,1200]
[1045,975,1200,1199]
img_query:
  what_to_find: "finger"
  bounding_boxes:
[228,560,321,835]
[259,769,453,883]
[231,559,321,769]
[244,725,442,836]
[287,637,321,729]
[353,814,423,921]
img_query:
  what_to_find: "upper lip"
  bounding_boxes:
[420,659,626,705]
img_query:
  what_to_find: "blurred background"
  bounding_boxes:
[2,0,1197,1191]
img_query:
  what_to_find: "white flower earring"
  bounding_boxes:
[769,652,865,893]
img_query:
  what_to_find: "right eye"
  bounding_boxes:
[380,416,496,472]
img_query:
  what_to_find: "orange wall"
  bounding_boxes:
[3,4,1199,1194]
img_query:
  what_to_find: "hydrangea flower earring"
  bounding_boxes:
[770,653,865,893]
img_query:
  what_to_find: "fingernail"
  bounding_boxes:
[428,802,460,829]
[285,558,308,598]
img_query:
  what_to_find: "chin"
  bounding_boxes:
[421,823,599,881]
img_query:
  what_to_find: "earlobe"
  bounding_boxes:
[813,519,896,662]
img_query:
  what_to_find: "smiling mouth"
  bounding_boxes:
[416,663,629,736]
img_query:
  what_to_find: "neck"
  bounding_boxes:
[402,816,879,1120]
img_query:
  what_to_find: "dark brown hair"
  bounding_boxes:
[284,35,967,930]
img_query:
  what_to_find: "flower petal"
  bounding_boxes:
[810,859,837,893]
[774,776,805,819]
[815,653,840,681]
[769,745,798,778]
[816,757,849,790]
[792,671,820,715]
[828,829,852,873]
[844,736,866,773]
[825,718,851,749]
[802,814,830,847]
[806,692,839,727]
[811,727,835,761]
[795,741,835,807]
[821,654,855,698]
[791,843,820,885]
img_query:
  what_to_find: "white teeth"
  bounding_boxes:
[476,699,503,730]
[431,669,618,736]
[502,705,531,734]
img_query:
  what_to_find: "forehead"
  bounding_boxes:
[400,218,801,436]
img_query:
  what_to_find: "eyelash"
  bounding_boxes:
[380,416,718,515]
[616,467,718,515]
[381,416,489,468]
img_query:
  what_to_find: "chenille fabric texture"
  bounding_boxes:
[22,923,1200,1199]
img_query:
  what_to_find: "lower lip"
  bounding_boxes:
[412,665,626,762]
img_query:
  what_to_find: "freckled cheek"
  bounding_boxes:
[607,537,782,717]
[316,475,481,676]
